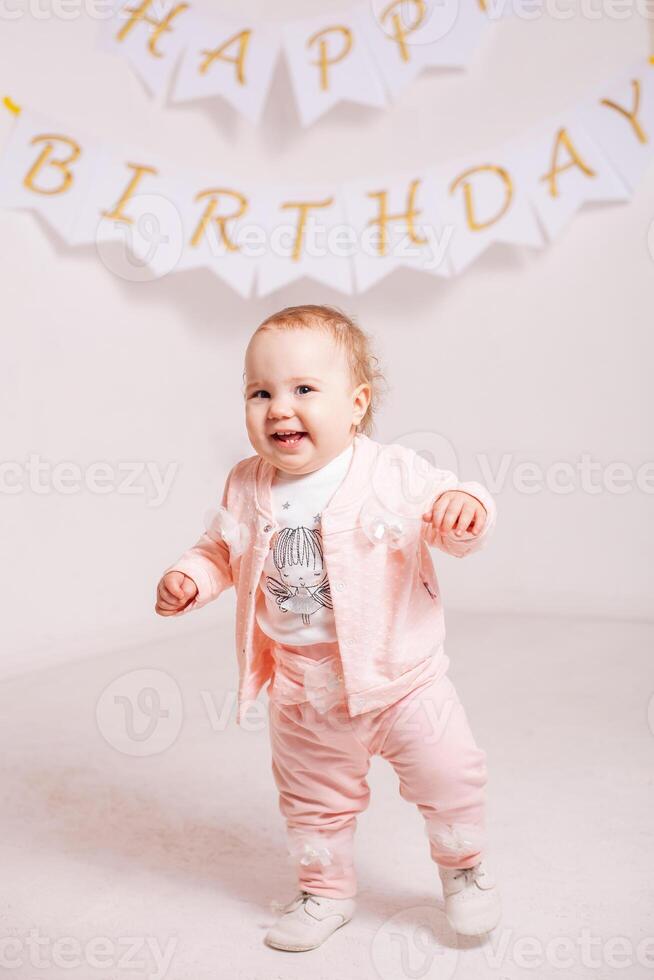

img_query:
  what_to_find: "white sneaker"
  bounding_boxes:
[438,860,501,936]
[264,890,356,951]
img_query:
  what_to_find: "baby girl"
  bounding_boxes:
[155,303,501,951]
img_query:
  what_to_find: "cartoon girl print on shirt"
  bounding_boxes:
[265,525,333,626]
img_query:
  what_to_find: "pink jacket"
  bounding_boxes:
[165,433,497,726]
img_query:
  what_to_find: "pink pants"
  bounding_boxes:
[266,639,488,899]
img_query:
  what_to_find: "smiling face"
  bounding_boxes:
[243,325,371,475]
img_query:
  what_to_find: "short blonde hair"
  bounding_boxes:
[249,304,388,437]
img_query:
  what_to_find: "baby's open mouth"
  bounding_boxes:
[272,431,307,445]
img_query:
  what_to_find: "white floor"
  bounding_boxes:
[1,612,652,980]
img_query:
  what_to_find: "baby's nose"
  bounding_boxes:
[268,399,294,417]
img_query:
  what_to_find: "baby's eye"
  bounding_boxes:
[249,386,314,398]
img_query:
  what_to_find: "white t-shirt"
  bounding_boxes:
[255,440,354,646]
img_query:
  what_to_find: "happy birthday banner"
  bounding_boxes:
[0,59,652,297]
[97,0,492,126]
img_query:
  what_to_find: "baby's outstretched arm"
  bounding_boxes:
[154,467,236,616]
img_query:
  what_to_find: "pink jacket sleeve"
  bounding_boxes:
[163,466,236,613]
[421,471,498,559]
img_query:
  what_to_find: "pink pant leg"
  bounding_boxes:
[268,696,372,899]
[377,671,488,870]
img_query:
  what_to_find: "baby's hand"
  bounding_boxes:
[155,571,198,616]
[422,490,487,538]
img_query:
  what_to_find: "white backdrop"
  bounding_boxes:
[1,3,652,679]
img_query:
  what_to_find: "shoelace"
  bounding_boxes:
[270,890,320,915]
[453,863,485,885]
